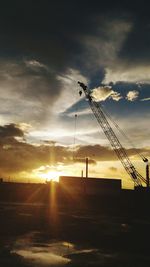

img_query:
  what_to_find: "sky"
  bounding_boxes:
[0,1,149,188]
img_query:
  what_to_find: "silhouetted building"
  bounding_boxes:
[59,176,121,196]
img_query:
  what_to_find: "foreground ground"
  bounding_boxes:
[0,199,150,267]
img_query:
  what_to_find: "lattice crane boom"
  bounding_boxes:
[78,81,146,187]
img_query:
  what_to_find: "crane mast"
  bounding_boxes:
[78,82,147,187]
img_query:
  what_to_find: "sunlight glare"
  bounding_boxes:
[42,171,60,182]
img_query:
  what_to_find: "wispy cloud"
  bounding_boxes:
[141,97,150,101]
[103,66,150,84]
[24,59,48,71]
[126,90,139,101]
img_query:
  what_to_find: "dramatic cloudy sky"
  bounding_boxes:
[0,1,149,188]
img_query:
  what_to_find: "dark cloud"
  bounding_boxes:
[0,1,149,81]
[119,17,150,64]
[109,167,118,172]
[74,158,96,165]
[0,1,140,74]
[75,144,150,161]
[0,122,149,177]
[43,140,57,146]
[0,1,149,120]
[0,138,71,175]
[0,123,24,138]
[75,144,116,161]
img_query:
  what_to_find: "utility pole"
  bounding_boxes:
[83,158,89,195]
[143,157,149,189]
[146,163,149,189]
[86,157,88,178]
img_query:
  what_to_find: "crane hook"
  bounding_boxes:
[79,90,82,96]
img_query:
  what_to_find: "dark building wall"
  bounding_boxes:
[59,176,121,195]
[0,178,122,203]
[0,182,60,202]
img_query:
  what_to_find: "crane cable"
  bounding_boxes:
[79,80,145,161]
[72,86,79,161]
[73,113,77,160]
[101,105,145,161]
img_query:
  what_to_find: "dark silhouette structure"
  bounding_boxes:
[59,176,121,196]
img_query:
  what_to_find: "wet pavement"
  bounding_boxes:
[1,202,150,266]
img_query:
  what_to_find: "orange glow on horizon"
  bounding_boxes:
[40,171,60,182]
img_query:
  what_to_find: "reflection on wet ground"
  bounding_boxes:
[1,203,150,266]
[11,231,116,267]
[12,232,72,266]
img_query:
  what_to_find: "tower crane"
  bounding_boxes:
[78,81,148,188]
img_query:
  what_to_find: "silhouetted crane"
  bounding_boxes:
[78,81,148,188]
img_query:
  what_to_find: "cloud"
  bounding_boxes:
[110,91,123,101]
[0,58,89,131]
[75,144,115,161]
[0,123,24,138]
[0,59,64,125]
[91,86,122,102]
[24,59,48,71]
[126,90,139,101]
[109,167,118,172]
[0,5,142,130]
[54,68,88,113]
[0,2,134,87]
[0,2,148,186]
[0,138,72,176]
[80,20,132,73]
[103,65,150,84]
[0,122,149,178]
[0,2,148,88]
[73,158,96,165]
[141,97,150,101]
[75,144,150,162]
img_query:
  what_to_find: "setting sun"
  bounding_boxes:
[42,171,60,182]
